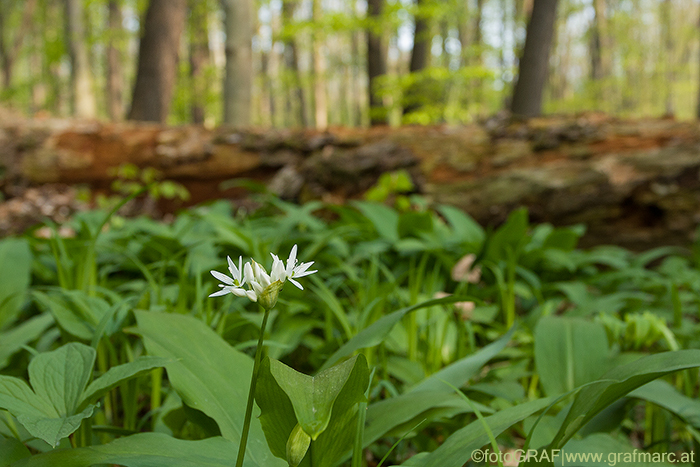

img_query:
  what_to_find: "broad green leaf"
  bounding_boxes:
[351,201,400,243]
[556,433,683,467]
[321,296,469,371]
[0,238,31,331]
[483,207,529,263]
[363,328,513,447]
[550,349,700,449]
[9,433,238,467]
[0,343,97,447]
[17,405,95,448]
[309,355,369,467]
[364,391,492,446]
[268,356,366,439]
[417,397,555,467]
[408,326,515,394]
[135,311,284,467]
[534,316,610,396]
[256,355,369,467]
[397,211,434,238]
[0,377,57,422]
[32,291,92,340]
[78,356,170,412]
[0,436,30,466]
[630,380,700,428]
[436,205,485,248]
[256,360,297,461]
[28,343,94,416]
[0,314,54,370]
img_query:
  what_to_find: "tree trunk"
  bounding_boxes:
[589,0,611,109]
[0,0,38,90]
[128,0,186,122]
[281,0,308,127]
[367,0,387,125]
[661,0,674,117]
[311,0,328,129]
[696,9,700,119]
[189,0,210,125]
[65,0,97,118]
[350,27,363,126]
[0,6,10,90]
[106,0,124,121]
[221,0,252,126]
[510,0,559,117]
[403,0,431,117]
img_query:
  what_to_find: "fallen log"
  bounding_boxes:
[1,110,699,249]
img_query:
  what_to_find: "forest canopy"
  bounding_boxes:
[0,0,697,127]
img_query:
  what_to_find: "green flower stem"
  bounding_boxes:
[235,305,272,467]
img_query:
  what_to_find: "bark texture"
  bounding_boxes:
[403,0,431,116]
[106,0,124,121]
[510,0,559,117]
[128,0,187,122]
[5,113,700,249]
[189,0,210,125]
[366,0,387,125]
[222,0,253,126]
[66,0,97,118]
[282,0,308,127]
[311,0,328,129]
[0,0,37,89]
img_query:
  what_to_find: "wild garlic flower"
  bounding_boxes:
[209,256,257,301]
[283,244,317,290]
[209,245,317,308]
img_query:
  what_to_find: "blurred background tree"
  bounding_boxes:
[0,0,698,126]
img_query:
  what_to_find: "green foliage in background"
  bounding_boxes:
[0,190,698,465]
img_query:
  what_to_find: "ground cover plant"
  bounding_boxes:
[0,189,699,467]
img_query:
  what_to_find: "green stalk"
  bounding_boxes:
[235,305,272,467]
[151,367,163,430]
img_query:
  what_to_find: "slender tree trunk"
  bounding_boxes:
[589,0,611,110]
[128,0,186,122]
[661,0,674,117]
[189,0,210,124]
[222,0,252,126]
[281,0,308,127]
[351,27,363,126]
[0,6,10,90]
[403,0,431,116]
[260,48,272,126]
[367,0,387,125]
[65,0,97,118]
[0,0,37,90]
[30,35,46,112]
[510,0,559,117]
[696,9,700,119]
[311,0,327,129]
[106,0,124,120]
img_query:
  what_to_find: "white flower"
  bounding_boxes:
[284,244,317,290]
[209,245,317,307]
[209,256,257,301]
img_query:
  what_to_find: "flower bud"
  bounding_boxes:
[258,280,284,310]
[286,423,311,467]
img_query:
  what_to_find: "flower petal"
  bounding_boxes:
[209,288,231,297]
[227,256,241,282]
[271,257,286,282]
[230,287,249,298]
[288,276,304,290]
[286,244,298,276]
[210,270,234,286]
[246,290,258,302]
[244,262,255,285]
[293,269,317,279]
